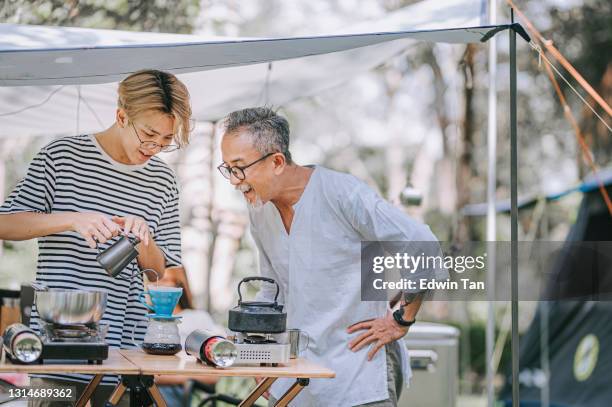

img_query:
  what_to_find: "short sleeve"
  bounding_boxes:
[0,147,56,215]
[338,176,448,285]
[339,178,437,243]
[155,181,182,268]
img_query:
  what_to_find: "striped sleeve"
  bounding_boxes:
[156,180,182,268]
[0,147,56,214]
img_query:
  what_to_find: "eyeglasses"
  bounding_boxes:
[131,122,180,153]
[217,153,274,181]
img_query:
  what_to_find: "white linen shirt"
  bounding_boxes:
[249,165,438,406]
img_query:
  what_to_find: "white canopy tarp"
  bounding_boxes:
[0,0,500,136]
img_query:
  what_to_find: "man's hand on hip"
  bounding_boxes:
[347,311,408,361]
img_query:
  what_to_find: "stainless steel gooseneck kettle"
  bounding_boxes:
[96,235,140,278]
[96,235,158,281]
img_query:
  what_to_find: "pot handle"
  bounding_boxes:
[237,277,280,305]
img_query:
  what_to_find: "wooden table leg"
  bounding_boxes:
[239,377,277,407]
[105,381,127,406]
[273,378,310,407]
[146,383,167,407]
[75,374,103,407]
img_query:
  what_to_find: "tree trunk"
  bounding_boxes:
[384,67,405,204]
[455,44,477,243]
[205,123,218,312]
[176,123,215,310]
[423,45,457,222]
[579,62,612,174]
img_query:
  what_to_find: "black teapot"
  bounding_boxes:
[228,277,287,334]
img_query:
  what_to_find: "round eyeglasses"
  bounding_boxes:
[217,153,274,181]
[131,122,180,153]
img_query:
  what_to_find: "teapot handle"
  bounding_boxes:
[237,277,280,305]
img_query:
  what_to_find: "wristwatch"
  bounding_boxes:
[393,306,416,327]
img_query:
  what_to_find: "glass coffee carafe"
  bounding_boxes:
[132,315,182,355]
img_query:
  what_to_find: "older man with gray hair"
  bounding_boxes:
[217,107,437,406]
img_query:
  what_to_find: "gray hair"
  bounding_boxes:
[223,107,292,164]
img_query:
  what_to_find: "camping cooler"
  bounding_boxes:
[398,322,460,407]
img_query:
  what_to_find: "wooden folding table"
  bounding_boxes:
[119,349,335,407]
[0,348,139,406]
[0,348,335,406]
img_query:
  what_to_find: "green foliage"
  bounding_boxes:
[0,0,201,33]
[545,0,612,168]
[448,320,511,379]
[547,0,612,93]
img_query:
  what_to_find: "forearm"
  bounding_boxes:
[401,293,423,320]
[137,240,166,281]
[0,212,72,240]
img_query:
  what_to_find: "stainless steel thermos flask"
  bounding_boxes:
[185,329,237,367]
[2,323,43,364]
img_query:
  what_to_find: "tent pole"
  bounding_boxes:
[486,0,498,405]
[509,10,520,407]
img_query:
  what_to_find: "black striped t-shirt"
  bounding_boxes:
[0,134,181,385]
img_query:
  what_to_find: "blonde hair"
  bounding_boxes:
[118,69,193,146]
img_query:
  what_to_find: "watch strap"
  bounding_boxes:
[393,307,416,327]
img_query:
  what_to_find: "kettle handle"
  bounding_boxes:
[237,277,280,305]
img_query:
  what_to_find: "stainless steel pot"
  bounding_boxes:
[35,289,107,325]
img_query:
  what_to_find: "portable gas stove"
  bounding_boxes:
[230,331,290,365]
[38,321,109,364]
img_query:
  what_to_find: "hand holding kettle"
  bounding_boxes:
[111,215,152,246]
[69,213,151,249]
[96,216,163,282]
[70,212,122,248]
